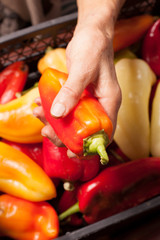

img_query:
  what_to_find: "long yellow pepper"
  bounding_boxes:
[0,141,56,201]
[0,87,44,143]
[114,58,156,160]
[150,81,160,157]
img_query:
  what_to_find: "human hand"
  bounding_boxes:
[33,11,122,153]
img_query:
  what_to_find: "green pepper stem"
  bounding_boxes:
[59,202,80,221]
[97,144,109,165]
[83,130,110,165]
[45,46,53,53]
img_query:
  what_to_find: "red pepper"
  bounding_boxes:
[38,68,113,165]
[58,186,83,226]
[2,139,43,168]
[0,61,28,104]
[142,18,160,76]
[59,157,160,224]
[0,194,59,240]
[42,137,100,182]
[108,141,130,164]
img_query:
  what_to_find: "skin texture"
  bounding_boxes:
[33,0,126,156]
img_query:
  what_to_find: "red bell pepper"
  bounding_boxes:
[58,186,83,226]
[142,18,160,76]
[59,157,160,224]
[0,61,28,104]
[0,194,59,240]
[42,137,100,182]
[2,139,43,168]
[38,68,113,165]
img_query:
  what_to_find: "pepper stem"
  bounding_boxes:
[45,46,53,53]
[83,130,110,165]
[63,181,75,191]
[59,202,80,221]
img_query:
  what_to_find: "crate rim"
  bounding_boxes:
[0,12,77,47]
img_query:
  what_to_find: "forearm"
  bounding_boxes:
[76,0,126,37]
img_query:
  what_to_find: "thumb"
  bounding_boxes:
[50,66,89,118]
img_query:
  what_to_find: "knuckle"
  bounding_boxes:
[62,85,80,101]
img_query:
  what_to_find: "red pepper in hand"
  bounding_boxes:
[59,157,160,224]
[2,139,43,168]
[58,186,83,226]
[0,61,28,104]
[42,137,100,182]
[39,68,113,165]
[0,194,59,240]
[142,18,160,76]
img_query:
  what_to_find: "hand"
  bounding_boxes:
[33,12,122,151]
[50,20,121,133]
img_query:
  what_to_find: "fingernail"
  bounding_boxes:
[41,132,47,137]
[51,103,66,117]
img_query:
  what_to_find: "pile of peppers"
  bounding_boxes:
[0,14,160,240]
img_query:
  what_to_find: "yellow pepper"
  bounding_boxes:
[0,87,44,143]
[114,48,136,64]
[114,58,156,160]
[150,81,160,157]
[0,141,56,201]
[37,47,67,74]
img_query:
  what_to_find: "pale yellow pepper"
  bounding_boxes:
[150,81,160,157]
[0,87,44,143]
[114,58,156,160]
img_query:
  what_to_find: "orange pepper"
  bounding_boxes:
[0,194,59,240]
[37,47,67,74]
[0,87,44,143]
[113,15,155,52]
[0,141,56,201]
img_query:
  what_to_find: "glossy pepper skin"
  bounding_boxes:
[59,157,160,224]
[2,139,43,168]
[0,141,56,201]
[114,58,156,160]
[142,18,160,76]
[0,194,59,240]
[150,80,160,157]
[58,186,83,226]
[0,61,28,104]
[0,87,44,143]
[37,47,67,74]
[39,68,113,165]
[113,15,155,52]
[42,137,100,182]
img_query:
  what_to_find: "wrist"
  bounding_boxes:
[76,0,125,39]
